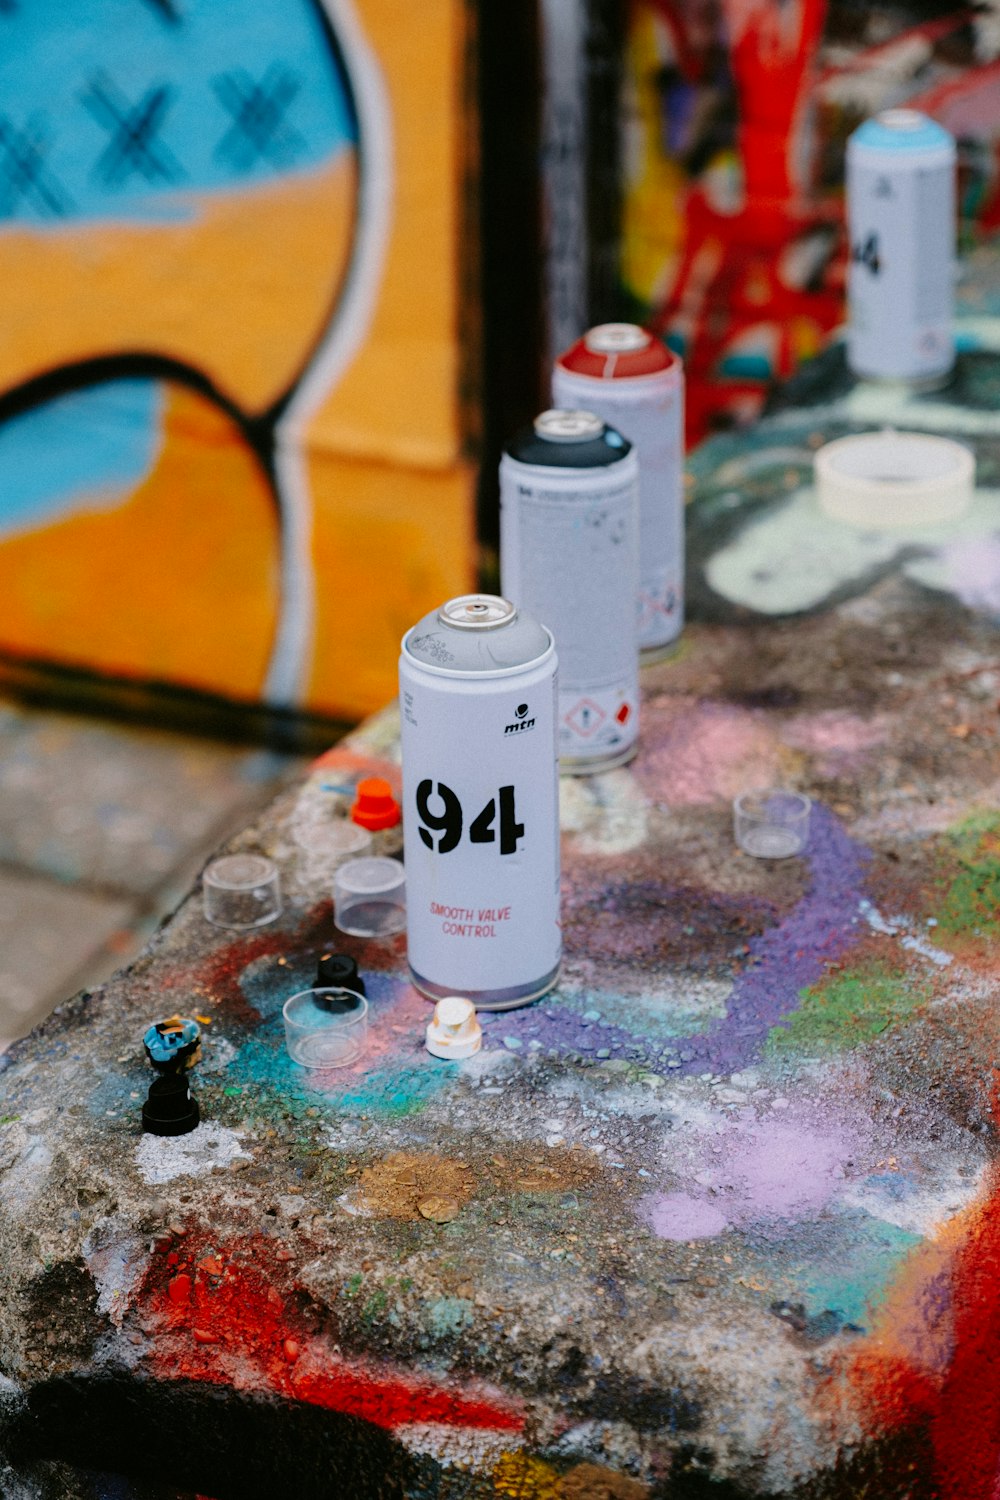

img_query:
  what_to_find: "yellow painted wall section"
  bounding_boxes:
[306,0,466,469]
[0,158,356,416]
[0,0,477,724]
[299,0,477,717]
[0,386,280,698]
[306,452,475,719]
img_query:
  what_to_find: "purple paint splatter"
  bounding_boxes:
[492,806,869,1078]
[695,805,869,1075]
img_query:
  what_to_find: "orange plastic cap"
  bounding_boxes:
[351,777,401,831]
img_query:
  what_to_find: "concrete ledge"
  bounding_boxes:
[4,310,1000,1496]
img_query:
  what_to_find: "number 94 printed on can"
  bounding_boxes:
[400,595,561,1011]
[416,781,524,856]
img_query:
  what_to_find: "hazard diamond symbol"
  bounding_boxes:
[565,698,605,737]
[639,588,676,627]
[615,702,631,726]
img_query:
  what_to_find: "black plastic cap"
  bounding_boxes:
[504,422,631,470]
[315,953,366,996]
[142,1075,200,1137]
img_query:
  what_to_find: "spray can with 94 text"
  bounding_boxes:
[400,594,561,1010]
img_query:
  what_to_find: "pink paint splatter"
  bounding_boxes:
[782,711,888,776]
[719,1116,854,1222]
[304,980,428,1091]
[645,1193,729,1241]
[644,1104,863,1242]
[634,698,781,807]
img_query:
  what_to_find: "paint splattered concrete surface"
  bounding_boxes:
[3,292,1000,1500]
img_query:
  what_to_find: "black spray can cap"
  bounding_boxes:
[316,953,366,996]
[142,1074,200,1137]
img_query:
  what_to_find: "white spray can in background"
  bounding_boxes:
[553,324,685,659]
[400,595,561,1010]
[847,109,956,385]
[500,409,640,774]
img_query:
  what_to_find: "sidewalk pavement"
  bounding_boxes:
[0,699,307,1047]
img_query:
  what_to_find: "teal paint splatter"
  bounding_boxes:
[332,1065,450,1118]
[231,962,451,1119]
[425,1297,474,1338]
[751,1210,921,1332]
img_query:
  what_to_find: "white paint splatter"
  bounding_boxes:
[706,489,904,613]
[84,1226,148,1324]
[860,902,897,937]
[907,532,1000,616]
[0,1129,52,1210]
[559,769,650,853]
[859,899,954,967]
[200,1036,240,1074]
[900,934,955,967]
[134,1123,249,1185]
[336,1191,371,1218]
[841,1158,988,1236]
[395,1423,520,1470]
[844,383,1000,437]
[705,485,1000,616]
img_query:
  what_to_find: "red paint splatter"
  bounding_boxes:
[190,927,312,1024]
[138,1233,523,1435]
[930,1076,1000,1499]
[161,868,403,1026]
[843,1074,1000,1498]
[846,1349,939,1434]
[168,1274,192,1306]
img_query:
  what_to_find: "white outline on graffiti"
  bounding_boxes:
[265,0,394,707]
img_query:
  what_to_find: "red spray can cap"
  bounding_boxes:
[351,777,401,831]
[556,322,679,380]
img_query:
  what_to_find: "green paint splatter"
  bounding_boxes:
[766,965,929,1055]
[362,1288,389,1322]
[937,811,1000,941]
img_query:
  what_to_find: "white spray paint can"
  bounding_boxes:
[847,109,956,385]
[400,594,560,1010]
[500,409,640,774]
[553,324,685,659]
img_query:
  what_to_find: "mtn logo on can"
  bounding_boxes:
[504,702,535,735]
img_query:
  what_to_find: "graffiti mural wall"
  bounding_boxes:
[621,0,1000,440]
[0,0,476,722]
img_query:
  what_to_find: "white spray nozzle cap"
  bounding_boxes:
[426,996,482,1060]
